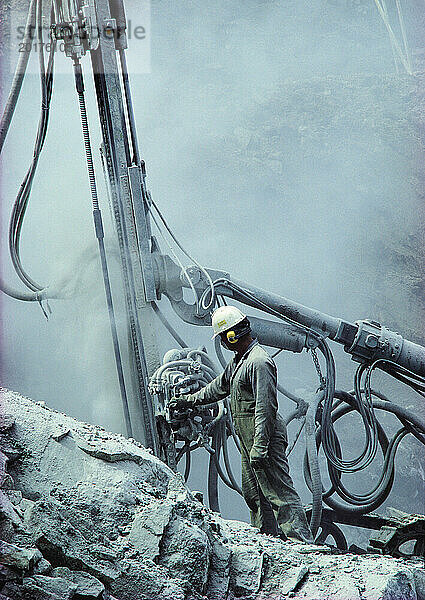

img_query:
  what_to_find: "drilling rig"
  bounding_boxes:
[1,0,424,558]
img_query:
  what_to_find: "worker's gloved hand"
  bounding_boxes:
[249,445,269,469]
[168,395,196,412]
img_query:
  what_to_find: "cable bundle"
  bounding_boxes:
[8,1,56,293]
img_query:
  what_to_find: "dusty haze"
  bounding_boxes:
[1,0,424,538]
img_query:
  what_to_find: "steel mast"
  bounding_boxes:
[53,0,160,450]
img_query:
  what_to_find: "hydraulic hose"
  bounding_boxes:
[321,354,381,473]
[153,360,195,383]
[208,432,220,512]
[316,522,348,551]
[184,444,191,481]
[304,390,324,537]
[152,302,188,348]
[8,0,56,293]
[304,391,391,509]
[316,393,423,514]
[221,421,243,495]
[0,0,37,155]
[205,400,226,431]
[176,441,199,463]
[209,427,240,492]
[0,278,41,302]
[327,427,407,507]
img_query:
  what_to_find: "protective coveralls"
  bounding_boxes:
[186,340,313,542]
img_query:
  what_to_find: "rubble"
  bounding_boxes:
[0,388,424,600]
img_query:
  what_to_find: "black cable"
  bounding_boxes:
[316,522,348,550]
[323,394,403,506]
[272,348,284,358]
[208,435,220,512]
[220,421,243,495]
[377,361,425,397]
[210,428,239,492]
[176,441,199,463]
[152,302,188,348]
[184,444,191,482]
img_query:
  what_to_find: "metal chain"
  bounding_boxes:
[311,348,326,388]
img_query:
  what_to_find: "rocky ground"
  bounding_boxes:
[0,388,424,600]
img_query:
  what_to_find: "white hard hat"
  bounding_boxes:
[211,305,247,339]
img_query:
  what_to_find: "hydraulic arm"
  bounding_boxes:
[153,253,425,378]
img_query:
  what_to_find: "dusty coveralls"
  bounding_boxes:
[187,340,313,542]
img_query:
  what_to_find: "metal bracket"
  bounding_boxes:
[128,166,156,302]
[347,319,403,365]
[152,253,229,325]
[81,0,100,50]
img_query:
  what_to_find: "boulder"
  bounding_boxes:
[0,540,42,571]
[50,568,105,599]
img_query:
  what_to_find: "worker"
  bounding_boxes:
[169,305,313,543]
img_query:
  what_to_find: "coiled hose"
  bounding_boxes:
[313,391,425,515]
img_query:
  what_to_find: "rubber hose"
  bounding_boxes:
[304,391,324,537]
[210,428,240,492]
[224,399,241,452]
[221,421,243,495]
[176,441,198,463]
[318,400,406,514]
[327,428,406,506]
[184,444,191,482]
[305,394,390,503]
[314,399,385,504]
[208,433,220,512]
[0,0,37,154]
[152,302,187,348]
[153,360,194,382]
[325,398,398,505]
[316,522,348,550]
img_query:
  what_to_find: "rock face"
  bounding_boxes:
[0,388,424,600]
